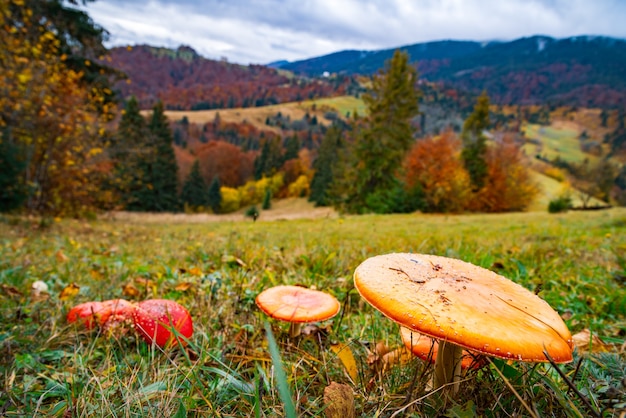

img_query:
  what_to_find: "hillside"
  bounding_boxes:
[108,45,352,110]
[278,36,626,108]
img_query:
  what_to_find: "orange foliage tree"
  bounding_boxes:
[195,140,254,187]
[403,131,471,213]
[472,134,538,212]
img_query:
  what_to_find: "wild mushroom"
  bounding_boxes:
[132,299,193,348]
[255,285,340,338]
[400,327,485,370]
[67,299,135,330]
[354,253,573,394]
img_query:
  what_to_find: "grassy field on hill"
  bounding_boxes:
[1,209,624,416]
[163,95,366,131]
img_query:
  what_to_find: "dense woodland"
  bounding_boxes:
[1,0,626,217]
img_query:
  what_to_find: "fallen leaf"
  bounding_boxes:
[323,382,355,418]
[134,277,156,287]
[59,283,80,300]
[221,254,246,267]
[175,282,194,292]
[188,267,203,277]
[55,250,69,263]
[381,346,413,372]
[330,343,359,382]
[1,284,23,298]
[122,283,140,298]
[89,270,102,280]
[572,329,614,353]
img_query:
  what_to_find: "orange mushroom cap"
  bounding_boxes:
[354,253,573,363]
[255,285,340,323]
[400,327,484,370]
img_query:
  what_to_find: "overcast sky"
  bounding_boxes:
[81,0,626,65]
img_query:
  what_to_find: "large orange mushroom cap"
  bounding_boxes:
[255,285,340,323]
[354,253,573,363]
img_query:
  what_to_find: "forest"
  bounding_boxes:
[1,0,626,218]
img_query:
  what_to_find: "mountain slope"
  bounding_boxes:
[278,36,626,107]
[108,45,347,110]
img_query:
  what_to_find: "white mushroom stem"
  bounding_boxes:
[289,322,302,338]
[433,340,463,394]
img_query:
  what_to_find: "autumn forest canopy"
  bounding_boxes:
[2,0,626,217]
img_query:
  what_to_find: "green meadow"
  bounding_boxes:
[0,208,625,416]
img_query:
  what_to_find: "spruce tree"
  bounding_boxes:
[146,101,180,212]
[207,176,222,213]
[461,92,490,191]
[113,96,150,210]
[348,50,420,213]
[283,135,300,162]
[309,124,343,206]
[181,160,209,210]
[262,188,272,210]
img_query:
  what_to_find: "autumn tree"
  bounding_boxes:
[473,135,538,212]
[181,159,209,211]
[0,0,116,215]
[461,92,491,191]
[346,50,420,213]
[403,131,471,213]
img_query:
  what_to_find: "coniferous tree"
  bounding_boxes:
[113,96,150,210]
[461,92,490,191]
[0,136,28,211]
[146,101,180,212]
[181,160,209,210]
[309,124,344,206]
[283,135,300,162]
[262,188,272,210]
[254,137,283,179]
[207,176,222,213]
[347,50,420,213]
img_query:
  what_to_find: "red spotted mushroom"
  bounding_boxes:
[132,299,193,348]
[67,299,134,330]
[255,285,340,338]
[354,253,573,394]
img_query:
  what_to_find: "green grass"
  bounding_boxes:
[523,123,597,164]
[0,209,625,416]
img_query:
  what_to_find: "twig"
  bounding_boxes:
[487,357,538,418]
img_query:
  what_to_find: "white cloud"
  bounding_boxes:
[83,0,626,64]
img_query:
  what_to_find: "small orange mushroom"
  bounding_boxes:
[255,285,340,337]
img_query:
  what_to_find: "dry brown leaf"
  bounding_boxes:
[55,250,69,263]
[134,277,155,287]
[323,382,355,418]
[89,269,102,280]
[122,283,140,298]
[1,284,23,299]
[330,343,359,382]
[572,329,614,353]
[59,283,80,300]
[382,346,413,372]
[175,282,194,292]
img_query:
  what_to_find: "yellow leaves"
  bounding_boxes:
[59,283,80,300]
[188,266,203,277]
[330,343,359,382]
[17,72,31,84]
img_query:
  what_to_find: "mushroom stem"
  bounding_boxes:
[289,322,302,338]
[433,340,463,394]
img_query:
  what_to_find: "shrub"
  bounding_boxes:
[548,195,572,213]
[220,187,241,213]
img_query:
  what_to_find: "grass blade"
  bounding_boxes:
[264,321,297,418]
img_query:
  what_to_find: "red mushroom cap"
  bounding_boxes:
[255,285,340,323]
[67,299,134,329]
[132,299,193,348]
